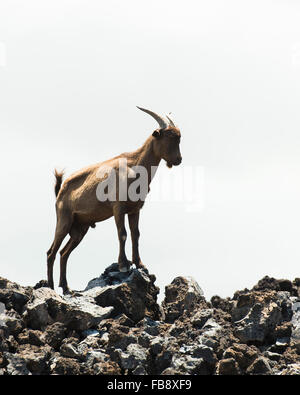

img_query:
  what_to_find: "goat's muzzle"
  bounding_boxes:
[166,157,182,168]
[173,156,182,166]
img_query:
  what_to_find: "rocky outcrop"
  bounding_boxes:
[84,263,160,323]
[161,276,208,323]
[0,270,299,375]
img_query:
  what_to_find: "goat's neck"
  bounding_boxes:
[134,136,161,185]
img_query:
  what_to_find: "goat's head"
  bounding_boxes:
[137,106,182,168]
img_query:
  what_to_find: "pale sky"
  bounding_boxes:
[1,0,300,301]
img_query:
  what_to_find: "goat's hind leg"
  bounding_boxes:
[47,212,72,289]
[58,223,89,295]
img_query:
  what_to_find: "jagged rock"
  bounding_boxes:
[246,356,272,375]
[191,309,213,328]
[132,365,147,375]
[155,348,174,374]
[0,309,24,336]
[6,335,19,352]
[108,325,136,351]
[60,338,81,359]
[161,367,180,374]
[168,353,211,375]
[162,276,207,323]
[113,343,149,371]
[149,337,164,356]
[17,329,44,346]
[99,332,109,345]
[49,356,81,375]
[24,287,113,331]
[93,360,121,375]
[168,320,186,337]
[291,300,300,352]
[4,352,31,375]
[280,363,300,375]
[222,343,258,371]
[24,298,52,330]
[0,351,5,367]
[277,292,294,321]
[264,351,281,362]
[211,296,233,313]
[137,317,164,336]
[33,280,49,290]
[125,343,149,369]
[85,264,160,323]
[179,343,217,370]
[0,278,31,314]
[232,291,283,343]
[198,335,219,351]
[294,279,300,298]
[24,288,57,329]
[252,276,297,296]
[217,358,240,375]
[43,322,67,349]
[61,295,114,330]
[114,314,134,328]
[0,334,9,353]
[202,318,222,335]
[274,321,292,338]
[84,349,109,369]
[18,344,52,374]
[25,298,53,330]
[137,331,155,349]
[234,304,281,343]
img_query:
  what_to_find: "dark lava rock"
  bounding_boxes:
[85,264,160,323]
[0,270,300,375]
[161,276,207,323]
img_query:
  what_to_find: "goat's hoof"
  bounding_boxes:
[134,260,145,270]
[118,260,131,272]
[62,287,73,296]
[119,266,130,273]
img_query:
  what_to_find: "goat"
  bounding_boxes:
[47,107,182,294]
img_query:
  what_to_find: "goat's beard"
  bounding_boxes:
[166,161,173,169]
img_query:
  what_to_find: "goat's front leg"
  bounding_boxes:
[114,209,131,272]
[128,211,145,270]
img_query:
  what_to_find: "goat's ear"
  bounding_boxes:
[152,129,161,138]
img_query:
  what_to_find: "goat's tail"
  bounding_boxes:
[54,169,64,197]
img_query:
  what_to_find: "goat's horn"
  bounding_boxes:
[166,113,175,127]
[137,106,168,129]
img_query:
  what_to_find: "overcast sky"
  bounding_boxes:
[1,0,300,301]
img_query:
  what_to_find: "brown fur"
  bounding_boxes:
[47,126,182,294]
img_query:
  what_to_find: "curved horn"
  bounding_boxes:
[137,106,168,129]
[166,113,175,127]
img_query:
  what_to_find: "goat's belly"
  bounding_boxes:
[75,211,113,224]
[123,200,145,214]
[74,202,113,224]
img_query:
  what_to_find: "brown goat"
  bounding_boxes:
[47,107,182,294]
